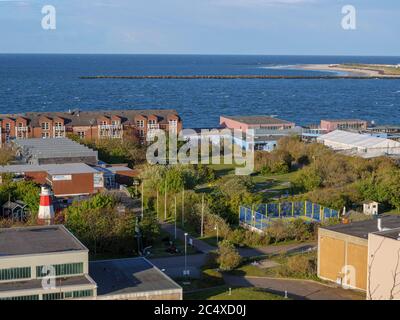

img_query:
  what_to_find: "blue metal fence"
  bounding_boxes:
[239,201,339,231]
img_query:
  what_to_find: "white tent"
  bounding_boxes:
[317,130,400,158]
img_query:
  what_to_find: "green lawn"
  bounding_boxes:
[185,286,288,300]
[176,268,225,291]
[147,231,199,258]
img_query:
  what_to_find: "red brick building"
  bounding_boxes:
[0,109,182,145]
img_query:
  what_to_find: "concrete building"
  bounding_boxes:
[368,228,400,300]
[318,216,400,292]
[320,119,368,132]
[0,109,182,145]
[220,115,297,151]
[0,226,182,301]
[0,225,97,300]
[220,115,295,132]
[89,258,182,300]
[365,125,400,141]
[317,130,400,158]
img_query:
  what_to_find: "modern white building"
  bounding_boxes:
[0,225,97,300]
[317,130,400,158]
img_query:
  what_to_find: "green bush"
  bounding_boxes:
[217,240,242,271]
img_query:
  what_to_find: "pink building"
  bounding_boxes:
[320,119,368,133]
[220,115,295,132]
[368,228,400,300]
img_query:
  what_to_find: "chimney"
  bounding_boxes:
[37,186,55,225]
[377,218,383,231]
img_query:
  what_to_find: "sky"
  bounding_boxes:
[0,0,399,55]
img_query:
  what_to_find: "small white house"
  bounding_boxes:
[363,201,379,216]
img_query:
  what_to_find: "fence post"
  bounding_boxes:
[278,203,281,218]
[304,201,307,217]
[312,203,315,219]
[292,201,294,217]
[266,204,268,218]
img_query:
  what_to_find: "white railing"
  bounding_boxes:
[148,124,160,130]
[98,124,123,139]
[53,126,66,138]
[15,126,29,139]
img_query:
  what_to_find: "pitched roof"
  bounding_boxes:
[0,109,180,127]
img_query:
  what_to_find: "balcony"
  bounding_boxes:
[98,124,123,139]
[15,126,29,139]
[148,124,160,130]
[53,125,66,138]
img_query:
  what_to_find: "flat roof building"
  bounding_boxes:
[90,258,182,300]
[320,119,368,133]
[220,115,295,132]
[220,115,297,152]
[0,225,97,300]
[0,226,182,301]
[318,216,400,293]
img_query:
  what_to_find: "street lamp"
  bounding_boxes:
[184,232,189,278]
[214,224,219,245]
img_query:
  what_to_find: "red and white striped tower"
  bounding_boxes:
[37,186,55,225]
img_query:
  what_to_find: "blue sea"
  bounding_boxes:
[0,54,400,128]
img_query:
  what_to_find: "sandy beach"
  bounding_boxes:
[297,64,400,77]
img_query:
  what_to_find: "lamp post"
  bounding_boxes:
[214,224,219,245]
[184,232,189,278]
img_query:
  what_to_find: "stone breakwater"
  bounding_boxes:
[79,75,400,80]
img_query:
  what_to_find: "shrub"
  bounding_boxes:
[278,254,317,278]
[217,240,242,271]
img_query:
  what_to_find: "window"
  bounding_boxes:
[5,123,11,131]
[36,263,83,278]
[139,130,144,137]
[100,120,107,126]
[54,122,63,129]
[136,120,144,128]
[77,131,85,139]
[169,120,177,127]
[42,292,64,300]
[111,120,120,126]
[42,132,50,139]
[0,295,39,301]
[43,290,93,300]
[0,267,31,281]
[149,119,156,125]
[41,122,49,130]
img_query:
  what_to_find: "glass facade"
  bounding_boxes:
[36,263,83,278]
[0,267,31,281]
[0,295,39,301]
[43,290,93,300]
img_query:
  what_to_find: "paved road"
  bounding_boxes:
[149,254,207,278]
[160,222,316,257]
[223,275,365,300]
[239,242,316,258]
